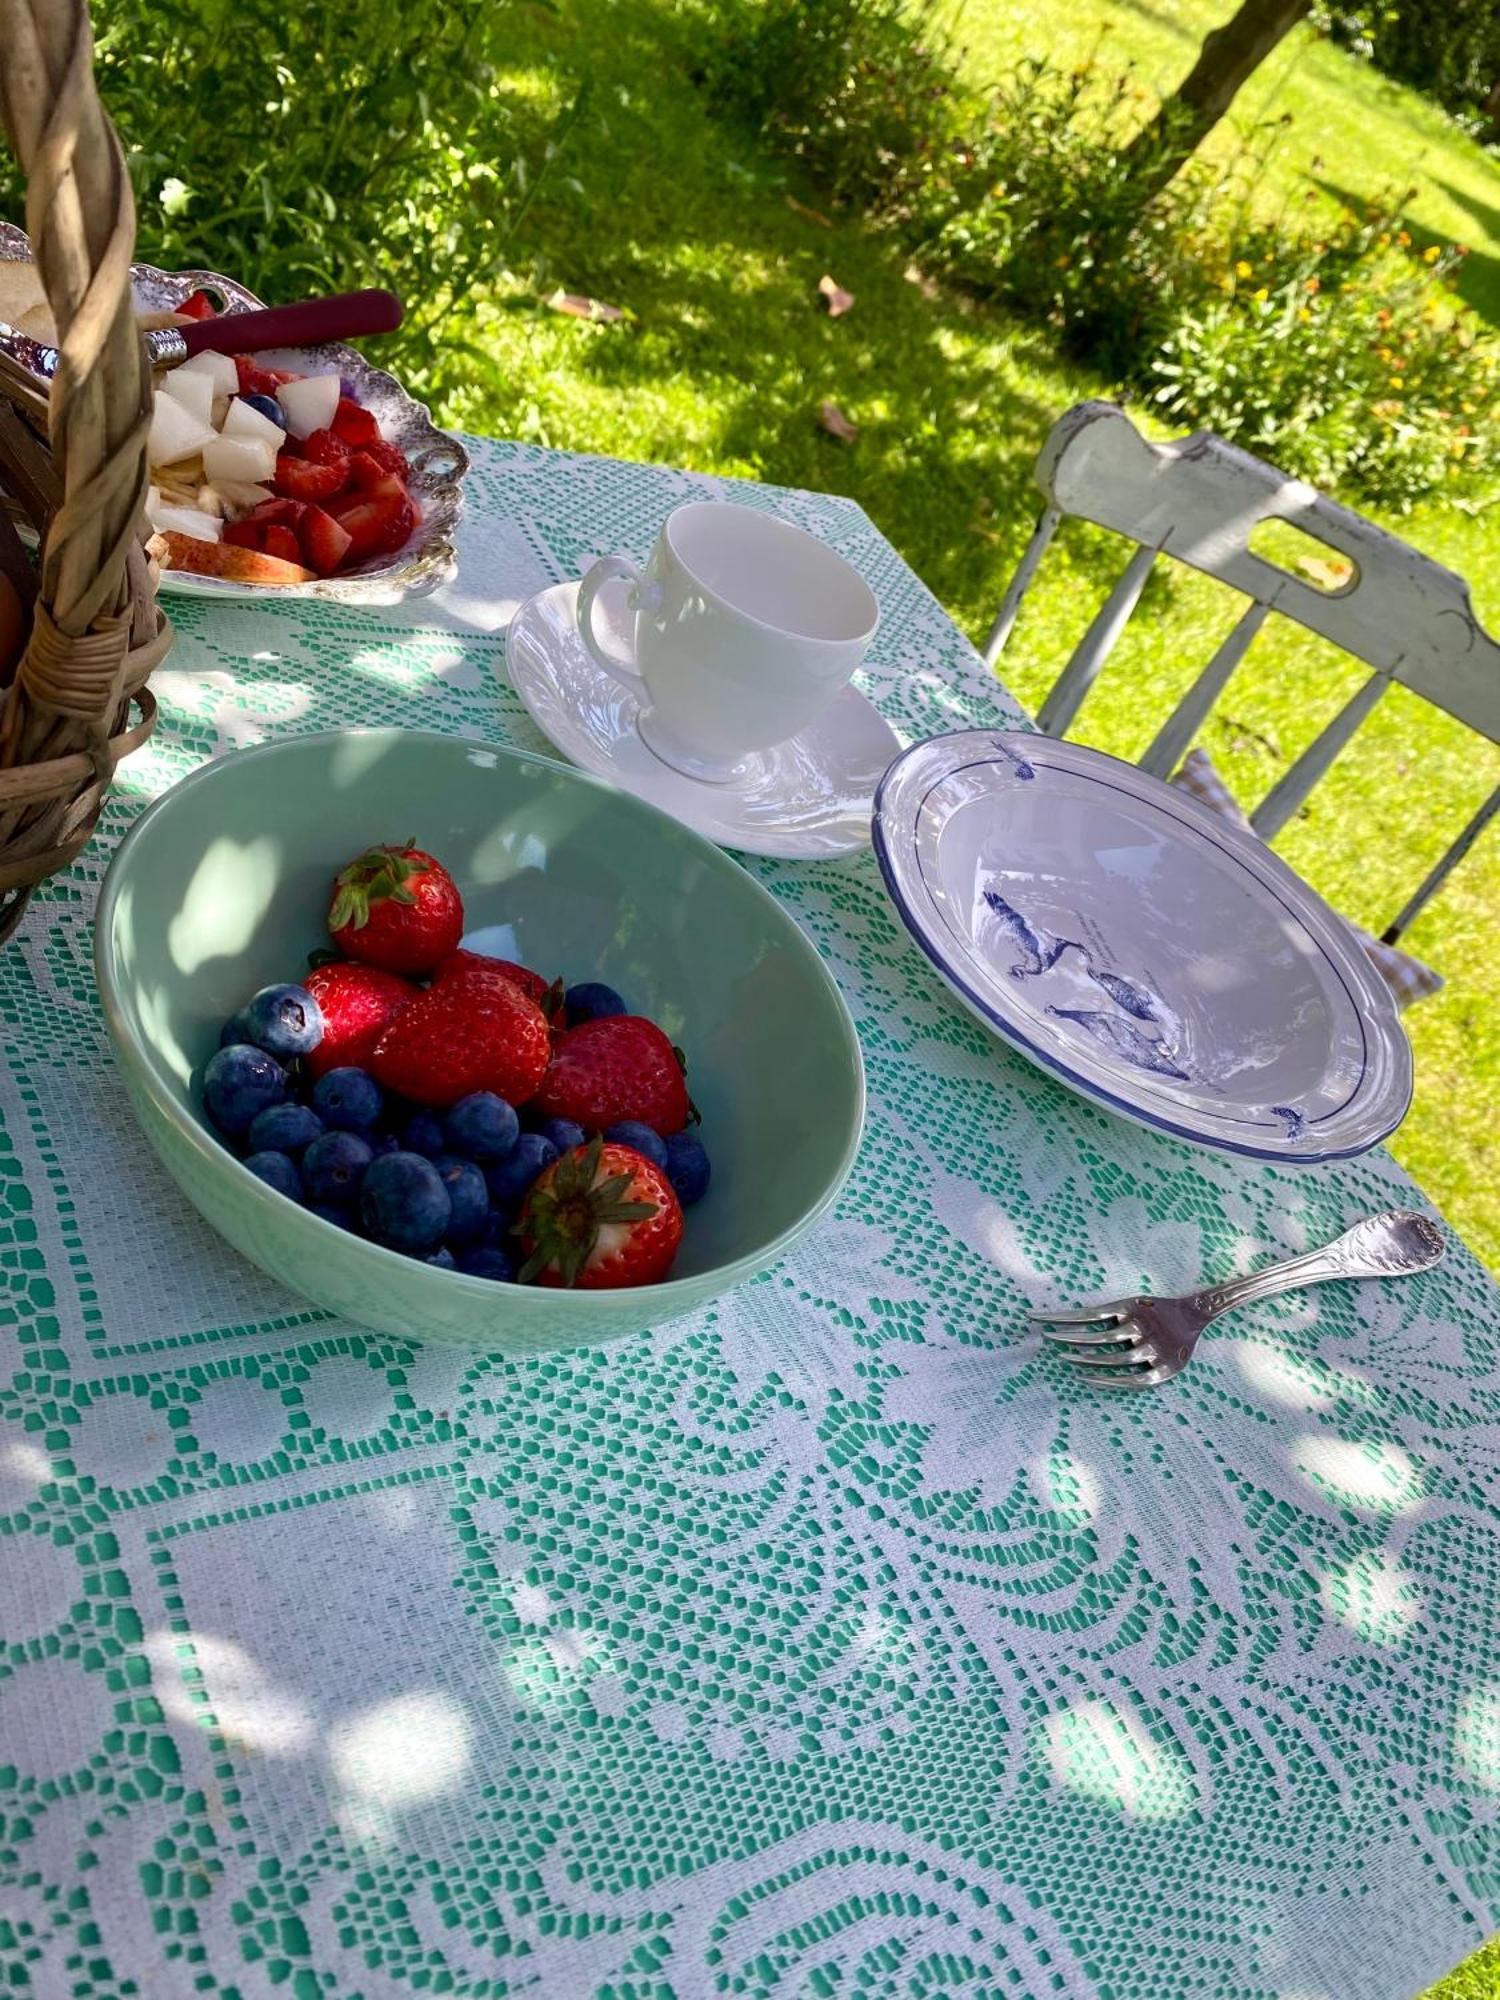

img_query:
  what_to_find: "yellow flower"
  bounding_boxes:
[1422,245,1441,264]
[1235,259,1253,278]
[1298,307,1311,322]
[1397,229,1411,247]
[1388,378,1404,391]
[1251,286,1269,303]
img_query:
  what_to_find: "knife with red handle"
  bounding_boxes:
[145,288,404,365]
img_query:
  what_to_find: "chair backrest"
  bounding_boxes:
[985,400,1500,943]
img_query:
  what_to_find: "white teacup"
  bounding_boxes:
[575,501,879,782]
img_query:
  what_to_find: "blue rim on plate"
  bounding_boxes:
[871,730,1412,1163]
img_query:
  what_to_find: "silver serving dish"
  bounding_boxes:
[0,222,468,605]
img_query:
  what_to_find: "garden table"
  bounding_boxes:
[2,438,1498,2000]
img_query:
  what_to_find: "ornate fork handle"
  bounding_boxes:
[1193,1210,1445,1324]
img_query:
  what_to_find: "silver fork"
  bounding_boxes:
[1033,1209,1446,1388]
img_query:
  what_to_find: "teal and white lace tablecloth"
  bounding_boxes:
[2,438,1498,2000]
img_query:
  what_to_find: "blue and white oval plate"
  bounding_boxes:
[872,731,1412,1163]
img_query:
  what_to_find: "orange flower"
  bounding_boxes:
[1305,277,1321,294]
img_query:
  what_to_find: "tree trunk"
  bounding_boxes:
[1123,0,1314,202]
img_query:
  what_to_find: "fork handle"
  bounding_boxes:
[1193,1210,1445,1323]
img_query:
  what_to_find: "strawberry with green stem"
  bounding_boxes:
[328,842,463,976]
[517,1137,683,1289]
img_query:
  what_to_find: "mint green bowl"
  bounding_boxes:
[95,729,864,1352]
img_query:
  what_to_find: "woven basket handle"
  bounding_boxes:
[0,0,152,745]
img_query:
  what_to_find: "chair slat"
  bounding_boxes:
[1250,671,1390,841]
[1036,543,1157,737]
[1139,600,1269,780]
[983,504,1062,668]
[1382,783,1500,944]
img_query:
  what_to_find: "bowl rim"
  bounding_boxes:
[94,728,867,1317]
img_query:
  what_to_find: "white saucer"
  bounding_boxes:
[504,581,901,859]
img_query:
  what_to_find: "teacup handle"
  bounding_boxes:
[576,554,661,690]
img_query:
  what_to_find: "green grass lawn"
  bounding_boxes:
[446,0,1500,1293]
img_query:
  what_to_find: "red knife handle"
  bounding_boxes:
[179,289,404,356]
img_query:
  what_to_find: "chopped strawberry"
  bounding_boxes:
[222,518,263,550]
[245,496,306,528]
[331,396,380,447]
[261,523,302,565]
[273,451,346,502]
[178,289,218,321]
[350,440,410,486]
[236,357,288,398]
[329,473,415,561]
[300,504,353,577]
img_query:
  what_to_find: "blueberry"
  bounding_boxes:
[339,374,359,401]
[247,1102,323,1155]
[242,391,285,427]
[303,1130,374,1203]
[307,1202,357,1231]
[457,1245,517,1282]
[565,981,627,1027]
[402,1110,448,1158]
[605,1120,667,1169]
[203,1044,286,1136]
[220,1012,252,1048]
[535,1116,585,1153]
[369,1132,401,1157]
[360,1151,451,1252]
[485,1132,557,1211]
[422,1245,457,1270]
[474,1209,515,1249]
[444,1091,520,1163]
[243,1150,303,1201]
[432,1154,488,1245]
[664,1131,711,1207]
[240,982,324,1060]
[311,1066,384,1132]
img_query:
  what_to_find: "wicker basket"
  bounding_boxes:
[0,0,172,946]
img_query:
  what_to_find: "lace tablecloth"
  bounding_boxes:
[2,439,1497,2000]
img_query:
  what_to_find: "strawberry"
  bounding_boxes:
[328,842,464,975]
[236,357,296,398]
[273,451,346,503]
[516,1137,683,1289]
[331,396,380,447]
[435,950,562,1016]
[329,473,415,561]
[245,496,306,529]
[370,968,550,1109]
[222,518,263,550]
[179,289,218,321]
[303,961,418,1079]
[299,504,352,577]
[532,1015,690,1135]
[261,523,302,565]
[350,440,410,486]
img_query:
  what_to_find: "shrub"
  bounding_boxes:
[697,0,956,210]
[1149,208,1499,507]
[0,0,584,410]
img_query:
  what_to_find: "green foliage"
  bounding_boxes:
[703,6,1500,509]
[0,0,583,408]
[696,0,956,208]
[1150,207,1500,505]
[1317,0,1500,128]
[907,58,1221,378]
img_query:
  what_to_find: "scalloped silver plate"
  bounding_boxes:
[0,222,468,605]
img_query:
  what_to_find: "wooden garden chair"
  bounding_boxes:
[984,401,1500,1001]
